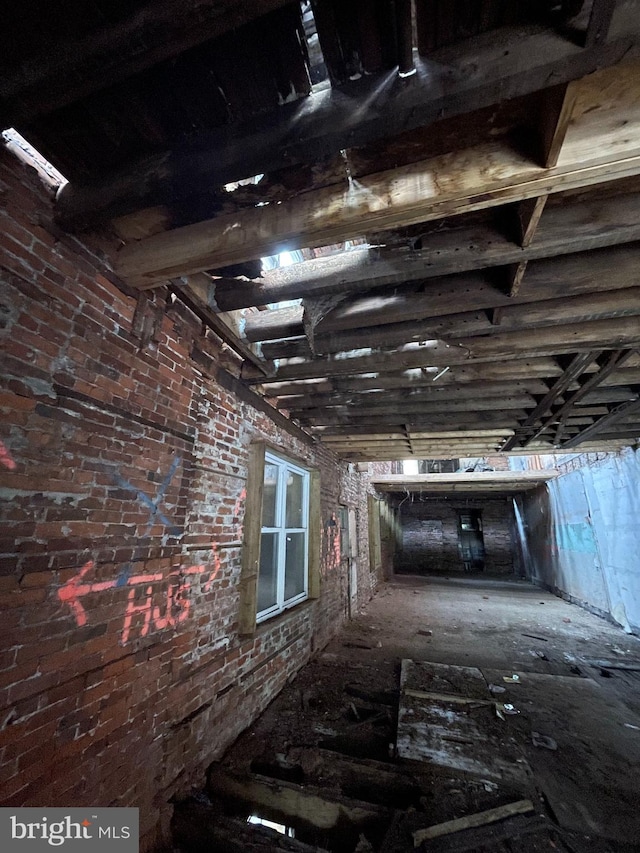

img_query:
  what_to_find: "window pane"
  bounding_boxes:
[258,532,278,613]
[284,532,306,601]
[262,464,279,527]
[286,471,304,528]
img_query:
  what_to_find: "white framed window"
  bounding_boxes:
[256,451,310,622]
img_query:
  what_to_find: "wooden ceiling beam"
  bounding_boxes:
[256,356,571,389]
[116,145,640,288]
[250,317,640,384]
[115,63,640,290]
[301,410,529,428]
[312,243,640,336]
[296,394,535,424]
[54,13,640,230]
[302,285,640,357]
[209,192,640,311]
[276,379,551,411]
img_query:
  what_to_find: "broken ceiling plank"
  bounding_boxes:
[208,191,640,311]
[561,395,640,447]
[115,142,640,288]
[0,0,296,128]
[54,15,640,230]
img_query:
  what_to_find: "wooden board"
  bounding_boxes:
[396,661,532,786]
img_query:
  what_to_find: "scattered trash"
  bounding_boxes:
[624,723,640,731]
[496,707,505,720]
[522,633,548,642]
[503,674,520,683]
[532,731,558,751]
[562,618,571,624]
[501,703,520,715]
[489,684,506,694]
[417,629,433,637]
[482,781,498,793]
[530,649,549,661]
[563,652,577,663]
[376,640,382,648]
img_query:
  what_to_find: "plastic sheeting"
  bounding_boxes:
[516,448,640,634]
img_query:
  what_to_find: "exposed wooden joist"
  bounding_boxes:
[256,357,574,390]
[296,285,640,357]
[296,394,536,425]
[309,243,640,338]
[0,0,296,128]
[209,192,640,311]
[55,12,640,230]
[276,379,551,411]
[116,144,640,288]
[247,316,640,385]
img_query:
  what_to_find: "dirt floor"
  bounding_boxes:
[173,575,640,853]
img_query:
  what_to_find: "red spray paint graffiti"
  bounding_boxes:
[58,558,221,644]
[0,440,17,471]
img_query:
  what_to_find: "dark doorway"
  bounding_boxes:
[457,510,485,571]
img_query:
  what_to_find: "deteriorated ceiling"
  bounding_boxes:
[3,0,640,461]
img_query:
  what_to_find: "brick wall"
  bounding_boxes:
[0,149,378,849]
[393,498,515,575]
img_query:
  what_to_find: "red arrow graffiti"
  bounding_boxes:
[58,555,221,638]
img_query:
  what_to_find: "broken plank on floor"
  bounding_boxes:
[397,660,532,787]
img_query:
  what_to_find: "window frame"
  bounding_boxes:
[256,451,310,623]
[239,442,320,635]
